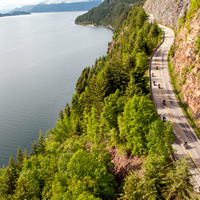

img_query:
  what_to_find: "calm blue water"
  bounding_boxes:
[0,11,113,167]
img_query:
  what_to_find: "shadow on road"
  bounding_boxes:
[179,122,198,142]
[172,134,182,145]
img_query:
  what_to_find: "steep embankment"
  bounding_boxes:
[143,0,190,28]
[144,0,200,131]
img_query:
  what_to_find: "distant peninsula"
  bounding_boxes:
[0,11,30,17]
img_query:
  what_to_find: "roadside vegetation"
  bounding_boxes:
[0,3,198,200]
[195,35,200,56]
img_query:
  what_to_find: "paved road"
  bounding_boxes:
[149,14,200,189]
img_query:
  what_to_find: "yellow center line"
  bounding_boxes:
[156,33,200,172]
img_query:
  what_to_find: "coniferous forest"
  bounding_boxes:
[0,2,198,200]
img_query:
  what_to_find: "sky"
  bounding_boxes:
[0,0,89,12]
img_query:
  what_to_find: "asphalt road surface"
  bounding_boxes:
[149,14,200,190]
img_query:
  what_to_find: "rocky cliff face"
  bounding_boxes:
[171,10,200,129]
[144,1,200,130]
[143,0,191,29]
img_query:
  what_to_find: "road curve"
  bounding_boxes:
[149,15,200,189]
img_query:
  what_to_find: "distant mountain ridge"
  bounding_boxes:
[10,0,102,13]
[11,5,35,13]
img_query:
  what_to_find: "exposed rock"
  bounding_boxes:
[107,146,144,184]
[144,0,191,29]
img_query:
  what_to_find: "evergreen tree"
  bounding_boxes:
[147,120,174,157]
[119,95,158,155]
[64,103,70,117]
[31,141,38,156]
[16,147,24,174]
[120,171,143,200]
[59,109,64,120]
[1,156,18,198]
[164,157,197,199]
[86,107,100,144]
[30,131,46,156]
[142,155,171,199]
[37,130,46,155]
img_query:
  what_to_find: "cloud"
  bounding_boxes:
[0,0,89,12]
[44,0,88,4]
[0,0,41,12]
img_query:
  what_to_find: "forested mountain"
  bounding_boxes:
[0,2,198,200]
[75,0,144,29]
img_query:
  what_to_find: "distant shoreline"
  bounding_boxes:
[0,11,30,18]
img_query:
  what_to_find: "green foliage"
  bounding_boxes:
[197,73,200,82]
[67,149,116,199]
[76,66,91,94]
[189,64,195,72]
[142,155,171,199]
[147,120,174,157]
[16,147,25,175]
[194,35,200,55]
[77,192,101,200]
[168,43,176,58]
[121,156,196,200]
[163,157,196,199]
[64,102,70,116]
[101,89,125,131]
[86,107,101,144]
[180,66,188,85]
[31,131,46,156]
[0,157,17,199]
[58,109,64,120]
[119,95,158,155]
[120,171,143,200]
[178,7,187,29]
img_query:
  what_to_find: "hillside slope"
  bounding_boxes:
[144,0,200,131]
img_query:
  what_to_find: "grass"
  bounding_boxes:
[197,74,200,83]
[189,64,195,72]
[167,57,200,137]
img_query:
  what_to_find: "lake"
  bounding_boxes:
[0,11,113,167]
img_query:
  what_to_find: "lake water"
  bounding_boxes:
[0,11,113,167]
